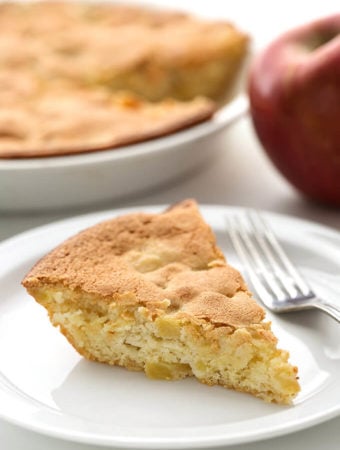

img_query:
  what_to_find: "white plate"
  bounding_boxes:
[0,0,249,212]
[0,205,339,448]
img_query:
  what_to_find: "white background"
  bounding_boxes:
[1,1,339,449]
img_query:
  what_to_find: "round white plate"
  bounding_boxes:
[0,205,339,448]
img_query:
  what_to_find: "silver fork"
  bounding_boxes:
[227,210,340,323]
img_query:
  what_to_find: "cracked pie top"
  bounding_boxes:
[0,2,248,158]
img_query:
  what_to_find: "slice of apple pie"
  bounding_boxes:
[22,200,300,404]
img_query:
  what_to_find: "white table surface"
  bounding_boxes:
[1,1,339,449]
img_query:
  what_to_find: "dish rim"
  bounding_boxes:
[0,96,248,170]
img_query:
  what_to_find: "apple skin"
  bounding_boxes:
[248,15,340,206]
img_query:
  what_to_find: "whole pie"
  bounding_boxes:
[22,200,300,404]
[0,1,248,158]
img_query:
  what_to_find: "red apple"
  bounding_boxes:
[248,15,340,206]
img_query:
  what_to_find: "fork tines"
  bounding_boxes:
[227,210,313,309]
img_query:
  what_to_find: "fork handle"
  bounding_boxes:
[312,298,340,323]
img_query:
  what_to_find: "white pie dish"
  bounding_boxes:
[0,0,250,212]
[0,95,248,212]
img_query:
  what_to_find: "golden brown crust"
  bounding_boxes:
[23,199,265,328]
[0,93,215,158]
[0,2,247,73]
[0,1,248,158]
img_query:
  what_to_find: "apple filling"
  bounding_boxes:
[29,285,300,404]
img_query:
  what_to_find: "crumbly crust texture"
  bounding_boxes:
[0,91,215,158]
[22,200,300,403]
[0,2,248,158]
[23,199,264,327]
